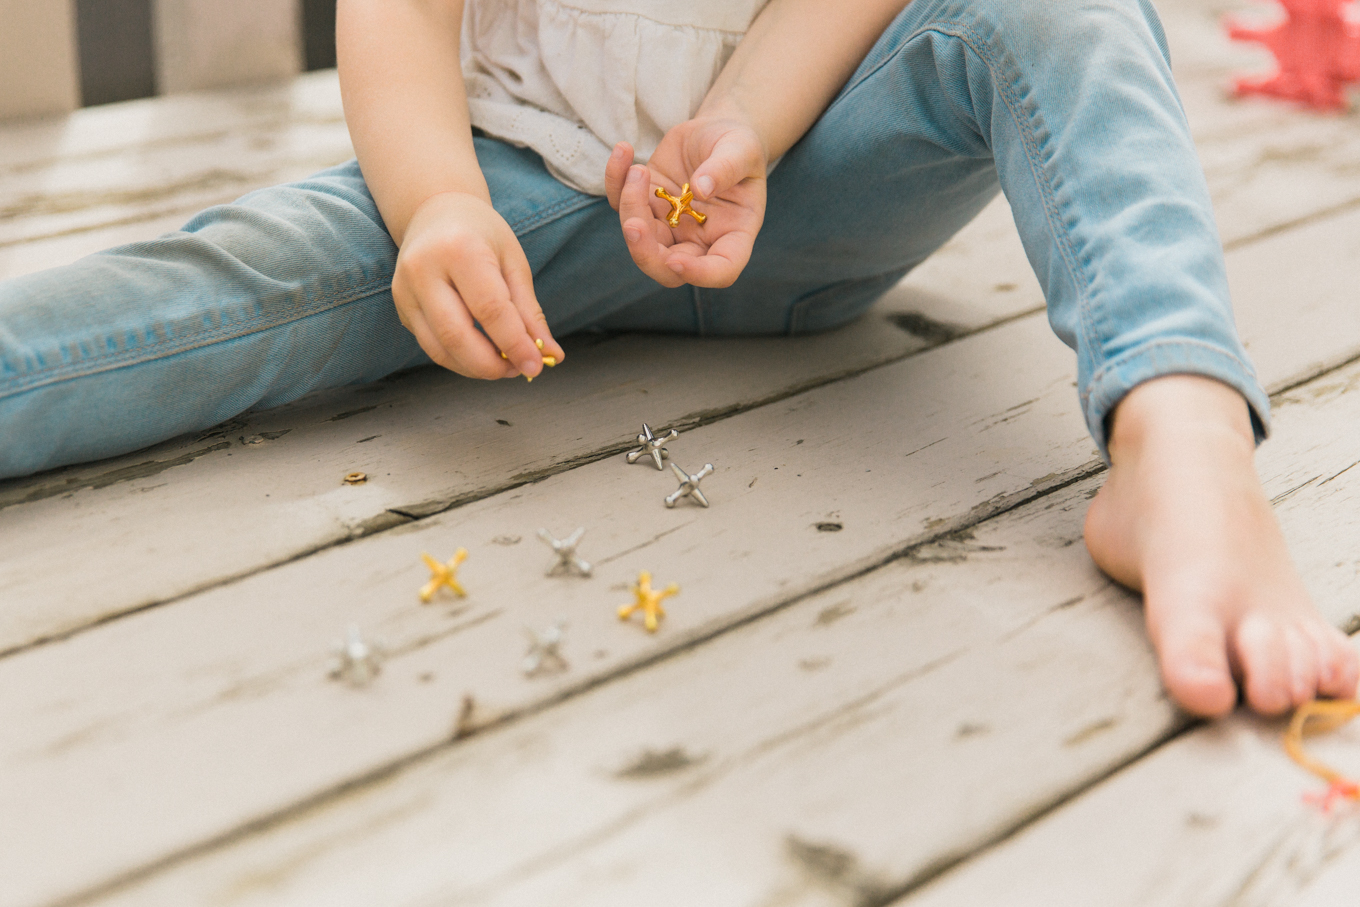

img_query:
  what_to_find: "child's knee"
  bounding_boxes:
[951,0,1169,66]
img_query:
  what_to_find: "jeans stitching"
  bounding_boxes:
[936,20,1097,372]
[1087,336,1261,393]
[834,7,1096,376]
[1,273,394,400]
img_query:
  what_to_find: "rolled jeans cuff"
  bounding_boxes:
[1082,338,1271,463]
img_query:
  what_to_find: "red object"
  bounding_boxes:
[1302,778,1360,812]
[1226,0,1360,110]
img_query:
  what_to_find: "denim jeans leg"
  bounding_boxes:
[0,160,425,479]
[701,0,1270,458]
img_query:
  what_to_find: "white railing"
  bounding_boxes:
[0,0,308,121]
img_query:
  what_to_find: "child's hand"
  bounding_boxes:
[604,119,767,288]
[392,191,562,380]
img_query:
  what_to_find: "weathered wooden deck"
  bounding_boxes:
[3,2,1360,905]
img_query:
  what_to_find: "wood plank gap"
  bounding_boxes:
[1222,194,1360,255]
[1264,345,1360,399]
[861,715,1203,907]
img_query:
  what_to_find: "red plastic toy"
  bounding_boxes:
[1226,0,1360,110]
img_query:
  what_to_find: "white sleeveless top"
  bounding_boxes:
[462,0,770,196]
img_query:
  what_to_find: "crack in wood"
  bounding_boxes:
[0,440,232,512]
[1222,194,1360,254]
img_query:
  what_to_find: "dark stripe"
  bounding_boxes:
[302,0,338,71]
[74,0,156,107]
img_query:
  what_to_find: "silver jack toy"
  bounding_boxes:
[522,622,569,677]
[627,423,679,471]
[665,462,714,508]
[537,527,593,577]
[330,625,384,686]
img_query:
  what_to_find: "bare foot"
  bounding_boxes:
[1083,375,1358,717]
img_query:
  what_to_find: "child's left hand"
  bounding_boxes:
[604,119,767,289]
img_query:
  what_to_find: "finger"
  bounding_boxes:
[618,165,684,288]
[604,142,635,211]
[415,270,520,379]
[446,245,541,375]
[501,242,564,373]
[405,286,516,380]
[690,131,764,200]
[664,230,755,288]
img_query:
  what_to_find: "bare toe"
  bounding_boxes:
[1236,616,1296,715]
[1308,622,1360,700]
[1152,605,1236,717]
[1284,624,1320,707]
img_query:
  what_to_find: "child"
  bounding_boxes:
[0,0,1353,718]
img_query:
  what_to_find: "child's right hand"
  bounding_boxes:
[391,191,562,380]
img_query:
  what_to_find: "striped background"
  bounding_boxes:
[0,0,336,121]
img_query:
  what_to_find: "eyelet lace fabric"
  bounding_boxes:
[462,0,769,195]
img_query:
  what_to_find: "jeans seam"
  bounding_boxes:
[0,274,394,401]
[835,11,1097,371]
[936,21,1098,367]
[1086,336,1261,400]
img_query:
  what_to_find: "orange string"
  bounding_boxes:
[1284,699,1360,811]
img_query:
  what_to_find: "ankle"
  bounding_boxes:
[1107,375,1257,467]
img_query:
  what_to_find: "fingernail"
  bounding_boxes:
[628,166,645,184]
[668,260,684,274]
[624,225,641,242]
[695,175,715,197]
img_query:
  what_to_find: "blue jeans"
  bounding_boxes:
[0,0,1268,479]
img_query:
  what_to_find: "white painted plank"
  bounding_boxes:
[897,676,1360,906]
[1292,820,1360,907]
[68,352,1360,907]
[0,307,1098,907]
[154,0,303,94]
[0,0,79,121]
[0,70,343,174]
[0,77,352,280]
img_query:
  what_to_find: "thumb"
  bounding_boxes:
[690,130,763,200]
